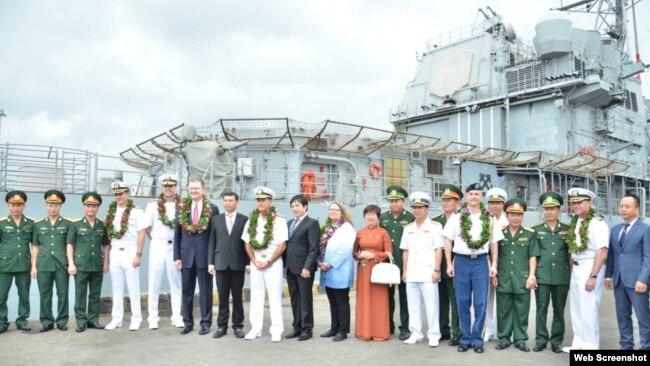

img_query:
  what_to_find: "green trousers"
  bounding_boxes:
[74,271,103,325]
[0,271,31,327]
[439,277,461,338]
[535,284,569,346]
[496,291,531,345]
[37,269,70,326]
[389,281,409,332]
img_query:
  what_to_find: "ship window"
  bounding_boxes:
[426,159,444,176]
[631,92,638,112]
[624,90,631,110]
[384,157,407,187]
[432,180,444,198]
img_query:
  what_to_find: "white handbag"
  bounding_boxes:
[370,252,401,286]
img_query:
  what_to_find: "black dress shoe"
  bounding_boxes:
[298,332,312,341]
[448,337,460,346]
[533,343,546,352]
[332,333,347,342]
[440,334,451,341]
[495,341,511,350]
[199,326,210,335]
[76,324,86,333]
[56,324,68,331]
[551,344,563,353]
[474,346,484,353]
[180,326,193,335]
[515,343,531,352]
[0,326,6,334]
[457,344,470,352]
[390,327,395,335]
[39,324,54,333]
[16,324,31,332]
[398,330,411,341]
[234,328,245,339]
[87,322,105,330]
[285,329,301,339]
[212,327,227,338]
[320,329,337,338]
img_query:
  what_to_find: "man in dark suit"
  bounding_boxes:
[208,191,248,339]
[174,177,219,335]
[284,194,320,341]
[605,194,650,350]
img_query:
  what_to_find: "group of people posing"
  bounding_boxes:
[0,175,648,354]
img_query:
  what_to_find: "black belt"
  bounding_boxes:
[167,240,172,244]
[455,253,488,260]
[572,260,579,266]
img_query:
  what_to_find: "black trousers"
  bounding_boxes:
[325,286,350,334]
[215,268,245,329]
[286,270,315,332]
[181,266,213,328]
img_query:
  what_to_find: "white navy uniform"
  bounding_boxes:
[241,213,288,340]
[108,205,146,329]
[400,219,444,344]
[143,199,183,328]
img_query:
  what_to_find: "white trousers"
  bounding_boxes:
[406,282,441,341]
[569,259,605,349]
[109,246,142,324]
[485,284,497,337]
[147,239,182,325]
[249,258,284,337]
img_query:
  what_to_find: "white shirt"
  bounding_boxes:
[143,199,176,240]
[443,211,504,255]
[571,216,610,260]
[110,205,145,246]
[494,214,509,231]
[400,219,444,282]
[241,212,288,260]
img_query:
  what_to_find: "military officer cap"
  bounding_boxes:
[82,192,102,206]
[567,187,595,203]
[504,198,527,214]
[465,182,482,193]
[486,187,508,203]
[539,191,563,207]
[254,186,275,199]
[44,189,66,204]
[111,181,130,194]
[5,190,27,204]
[386,185,408,200]
[409,191,431,207]
[160,173,178,186]
[441,184,463,200]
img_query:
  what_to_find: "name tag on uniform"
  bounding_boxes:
[56,226,67,230]
[518,237,528,241]
[78,228,88,233]
[96,229,104,234]
[400,220,410,226]
[559,231,567,235]
[3,227,14,232]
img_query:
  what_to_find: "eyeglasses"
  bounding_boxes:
[328,208,341,211]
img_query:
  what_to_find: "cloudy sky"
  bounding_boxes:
[1,0,649,157]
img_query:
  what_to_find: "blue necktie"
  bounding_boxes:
[289,219,300,239]
[619,223,630,247]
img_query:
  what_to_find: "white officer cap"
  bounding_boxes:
[486,187,508,203]
[111,181,130,194]
[409,191,432,207]
[567,187,596,202]
[254,186,275,199]
[159,173,178,186]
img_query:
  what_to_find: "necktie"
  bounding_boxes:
[192,204,199,225]
[619,223,630,247]
[289,219,300,239]
[227,214,234,235]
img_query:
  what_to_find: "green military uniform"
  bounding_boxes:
[67,193,109,328]
[0,191,34,330]
[496,199,540,349]
[380,185,414,336]
[532,192,570,350]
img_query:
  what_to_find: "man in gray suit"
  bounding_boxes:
[605,194,650,350]
[208,191,249,339]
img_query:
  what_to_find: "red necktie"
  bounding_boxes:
[192,204,199,225]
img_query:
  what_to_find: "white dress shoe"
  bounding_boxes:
[129,322,141,331]
[404,335,424,344]
[148,321,158,330]
[245,330,262,340]
[562,346,577,354]
[271,334,281,342]
[428,338,439,347]
[105,320,122,330]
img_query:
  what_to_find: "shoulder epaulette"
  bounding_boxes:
[69,217,83,223]
[61,217,73,222]
[431,213,442,219]
[149,198,158,203]
[0,217,6,222]
[25,216,36,221]
[594,215,603,221]
[531,222,545,229]
[33,218,45,224]
[275,213,284,218]
[430,220,442,228]
[523,227,535,233]
[560,221,569,226]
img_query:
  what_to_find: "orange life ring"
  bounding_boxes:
[300,171,317,201]
[369,163,382,180]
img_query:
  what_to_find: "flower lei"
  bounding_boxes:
[319,218,344,258]
[459,202,493,249]
[566,207,596,254]
[157,193,181,228]
[248,206,276,250]
[178,195,212,233]
[105,199,134,239]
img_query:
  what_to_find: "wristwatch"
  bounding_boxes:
[433,268,441,273]
[136,252,143,257]
[589,273,597,279]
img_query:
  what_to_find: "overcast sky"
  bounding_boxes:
[1,0,649,157]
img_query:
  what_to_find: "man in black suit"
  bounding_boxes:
[208,191,249,339]
[174,177,219,335]
[284,194,320,341]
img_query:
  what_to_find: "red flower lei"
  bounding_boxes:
[106,199,134,239]
[157,193,180,228]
